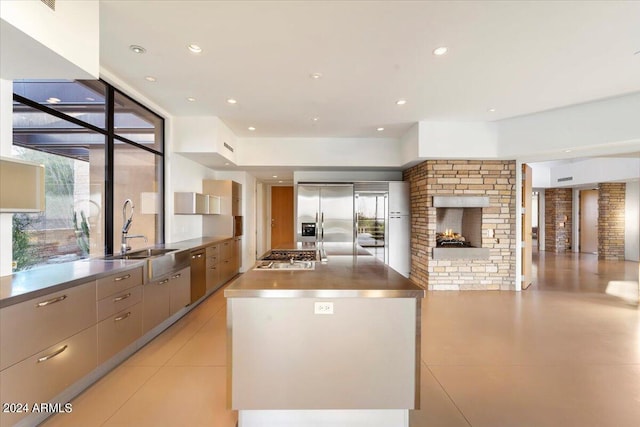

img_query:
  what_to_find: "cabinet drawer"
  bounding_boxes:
[206,254,219,267]
[97,285,143,322]
[96,267,143,300]
[97,303,142,364]
[0,326,97,427]
[206,244,219,257]
[0,282,96,371]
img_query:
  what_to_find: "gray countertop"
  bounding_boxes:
[225,249,425,299]
[0,235,233,308]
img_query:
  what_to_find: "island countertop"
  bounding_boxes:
[224,252,425,299]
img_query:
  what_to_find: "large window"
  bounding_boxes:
[12,80,164,271]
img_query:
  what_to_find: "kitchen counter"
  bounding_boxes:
[225,253,424,298]
[0,235,233,308]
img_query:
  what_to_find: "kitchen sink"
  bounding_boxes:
[122,248,178,259]
[254,261,315,271]
[103,248,190,279]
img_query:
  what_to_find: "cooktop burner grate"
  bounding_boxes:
[262,250,318,261]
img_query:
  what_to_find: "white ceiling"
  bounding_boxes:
[99,1,640,140]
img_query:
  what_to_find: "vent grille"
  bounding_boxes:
[223,142,234,152]
[41,0,55,11]
[557,176,573,182]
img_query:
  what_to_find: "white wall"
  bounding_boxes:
[625,180,640,261]
[548,158,640,187]
[294,170,402,183]
[0,0,99,79]
[239,137,402,168]
[499,92,640,160]
[418,121,499,159]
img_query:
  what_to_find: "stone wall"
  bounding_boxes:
[544,188,573,252]
[403,160,516,290]
[598,182,626,260]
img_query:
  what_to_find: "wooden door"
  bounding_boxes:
[521,164,533,289]
[271,186,294,249]
[579,189,598,254]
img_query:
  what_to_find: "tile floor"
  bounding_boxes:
[43,252,639,427]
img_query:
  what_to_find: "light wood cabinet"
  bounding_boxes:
[142,275,171,333]
[97,304,142,364]
[0,326,97,426]
[206,244,221,292]
[96,267,143,300]
[169,267,191,315]
[0,281,96,371]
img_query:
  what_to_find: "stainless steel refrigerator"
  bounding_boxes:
[296,184,354,245]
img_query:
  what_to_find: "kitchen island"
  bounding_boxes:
[225,248,425,427]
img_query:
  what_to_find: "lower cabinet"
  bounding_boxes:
[97,303,143,364]
[0,326,97,426]
[143,266,191,333]
[169,267,191,315]
[142,276,171,334]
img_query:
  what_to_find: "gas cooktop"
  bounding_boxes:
[261,250,319,262]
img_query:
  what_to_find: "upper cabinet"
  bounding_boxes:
[203,180,242,216]
[0,157,45,212]
[1,0,99,79]
[173,117,238,166]
[174,192,221,215]
[388,181,410,216]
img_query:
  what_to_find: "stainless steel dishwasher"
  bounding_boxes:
[190,249,206,303]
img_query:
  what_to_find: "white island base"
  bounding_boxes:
[239,409,409,427]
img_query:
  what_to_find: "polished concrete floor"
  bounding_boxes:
[43,252,639,427]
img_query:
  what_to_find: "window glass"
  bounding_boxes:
[11,117,106,271]
[114,91,163,152]
[13,80,107,129]
[113,142,163,253]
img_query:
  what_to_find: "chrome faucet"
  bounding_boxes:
[121,199,147,254]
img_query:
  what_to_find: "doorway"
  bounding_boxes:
[579,189,598,254]
[270,186,294,249]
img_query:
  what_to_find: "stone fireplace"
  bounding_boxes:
[403,160,516,291]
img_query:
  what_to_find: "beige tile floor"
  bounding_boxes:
[43,252,639,427]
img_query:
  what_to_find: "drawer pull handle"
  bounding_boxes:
[159,279,170,285]
[171,273,181,279]
[36,295,67,308]
[114,312,132,322]
[37,345,68,363]
[114,274,131,282]
[113,293,132,302]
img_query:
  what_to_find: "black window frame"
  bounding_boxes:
[12,79,165,256]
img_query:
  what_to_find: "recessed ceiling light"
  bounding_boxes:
[46,97,61,104]
[487,108,496,113]
[129,45,146,54]
[310,72,323,79]
[312,117,319,122]
[433,46,448,56]
[226,98,237,104]
[187,97,196,102]
[224,162,230,166]
[145,76,157,82]
[188,44,202,53]
[272,175,278,178]
[377,127,385,131]
[279,180,283,183]
[396,99,407,106]
[564,149,572,153]
[248,126,256,131]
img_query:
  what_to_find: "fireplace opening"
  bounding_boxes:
[436,207,482,248]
